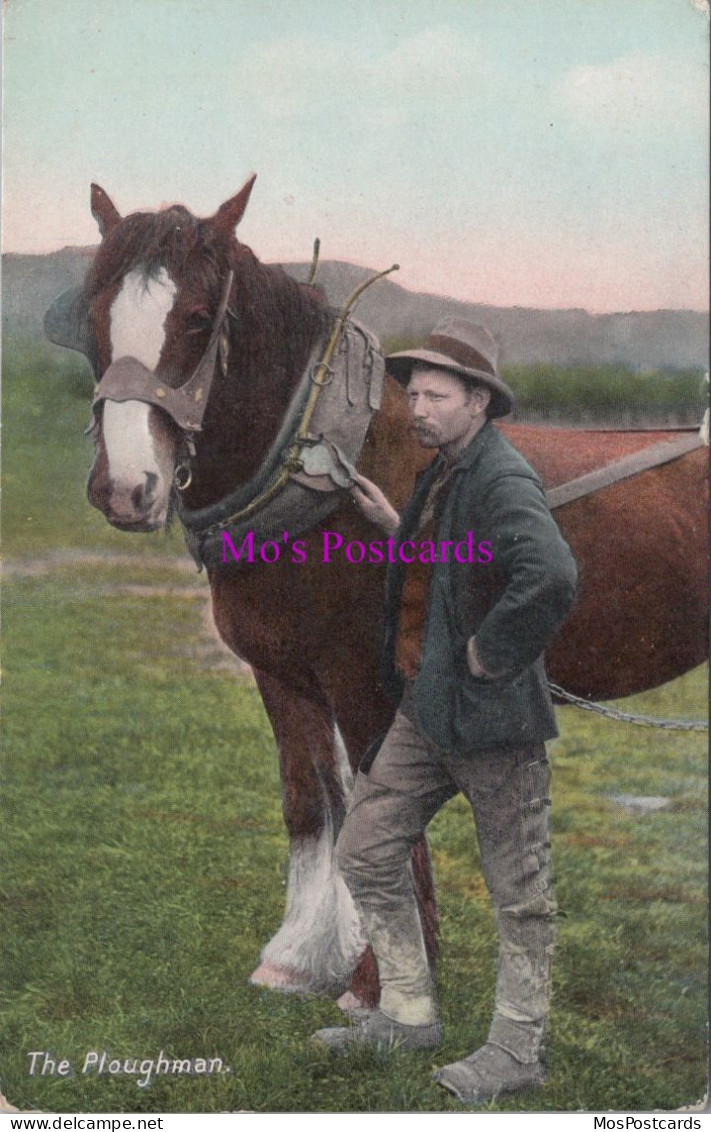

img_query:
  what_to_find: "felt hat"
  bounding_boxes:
[387,318,514,418]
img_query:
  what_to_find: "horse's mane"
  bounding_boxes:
[86,207,222,297]
[86,205,333,357]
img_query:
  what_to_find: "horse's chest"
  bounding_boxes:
[207,560,362,677]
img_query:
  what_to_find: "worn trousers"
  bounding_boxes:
[336,688,556,1058]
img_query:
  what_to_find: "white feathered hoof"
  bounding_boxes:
[250,959,350,996]
[250,960,327,995]
[249,947,353,997]
[252,828,365,998]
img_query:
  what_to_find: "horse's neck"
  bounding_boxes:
[188,257,331,506]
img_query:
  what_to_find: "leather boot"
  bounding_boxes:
[311,903,442,1052]
[434,1017,546,1104]
[313,1008,442,1052]
[434,1042,546,1103]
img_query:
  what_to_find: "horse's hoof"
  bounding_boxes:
[336,990,369,1014]
[250,960,315,994]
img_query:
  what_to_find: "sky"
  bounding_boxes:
[2,0,709,312]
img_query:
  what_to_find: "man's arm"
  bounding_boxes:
[468,473,577,681]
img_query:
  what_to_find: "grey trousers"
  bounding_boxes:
[336,688,556,1058]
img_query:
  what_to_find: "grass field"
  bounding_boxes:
[2,338,708,1113]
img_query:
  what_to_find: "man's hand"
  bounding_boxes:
[350,472,401,535]
[467,636,494,680]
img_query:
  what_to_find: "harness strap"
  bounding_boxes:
[178,264,397,548]
[546,433,705,510]
[178,338,323,535]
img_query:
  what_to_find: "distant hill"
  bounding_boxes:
[3,247,96,335]
[2,247,708,370]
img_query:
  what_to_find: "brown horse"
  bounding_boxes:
[46,179,709,1009]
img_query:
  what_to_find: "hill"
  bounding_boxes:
[2,247,708,370]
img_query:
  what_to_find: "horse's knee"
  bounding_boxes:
[282,785,328,841]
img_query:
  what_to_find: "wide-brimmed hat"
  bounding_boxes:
[387,318,514,419]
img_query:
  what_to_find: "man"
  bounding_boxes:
[313,318,578,1105]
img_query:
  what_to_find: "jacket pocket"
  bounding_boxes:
[454,672,528,750]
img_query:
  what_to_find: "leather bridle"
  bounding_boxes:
[91,269,235,484]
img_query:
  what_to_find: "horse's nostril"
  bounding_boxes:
[131,472,159,512]
[144,471,159,502]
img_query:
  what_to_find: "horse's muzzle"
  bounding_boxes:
[87,468,168,532]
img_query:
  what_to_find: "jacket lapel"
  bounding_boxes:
[398,456,445,539]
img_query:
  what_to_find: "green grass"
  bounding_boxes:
[2,337,707,1113]
[502,363,707,424]
[2,564,706,1113]
[2,336,186,558]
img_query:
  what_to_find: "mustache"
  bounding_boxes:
[411,422,439,445]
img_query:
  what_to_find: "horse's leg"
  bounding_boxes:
[249,668,365,997]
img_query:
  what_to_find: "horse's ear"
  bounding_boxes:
[91,183,121,238]
[211,173,257,235]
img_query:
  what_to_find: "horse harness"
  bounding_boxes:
[545,431,705,510]
[175,266,396,567]
[45,267,708,569]
[45,263,394,567]
[165,273,706,562]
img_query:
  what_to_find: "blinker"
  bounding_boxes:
[90,269,234,434]
[44,286,98,373]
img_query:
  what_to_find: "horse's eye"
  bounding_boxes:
[186,310,212,335]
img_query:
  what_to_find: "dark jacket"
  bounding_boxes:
[383,420,578,755]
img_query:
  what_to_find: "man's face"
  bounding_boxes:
[406,365,486,448]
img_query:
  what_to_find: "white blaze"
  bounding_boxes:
[103,399,160,482]
[110,266,177,369]
[105,267,178,486]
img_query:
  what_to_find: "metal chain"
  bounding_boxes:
[548,683,708,731]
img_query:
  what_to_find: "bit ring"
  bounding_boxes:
[174,463,193,491]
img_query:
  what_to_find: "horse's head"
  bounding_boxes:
[47,178,332,533]
[68,177,256,531]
